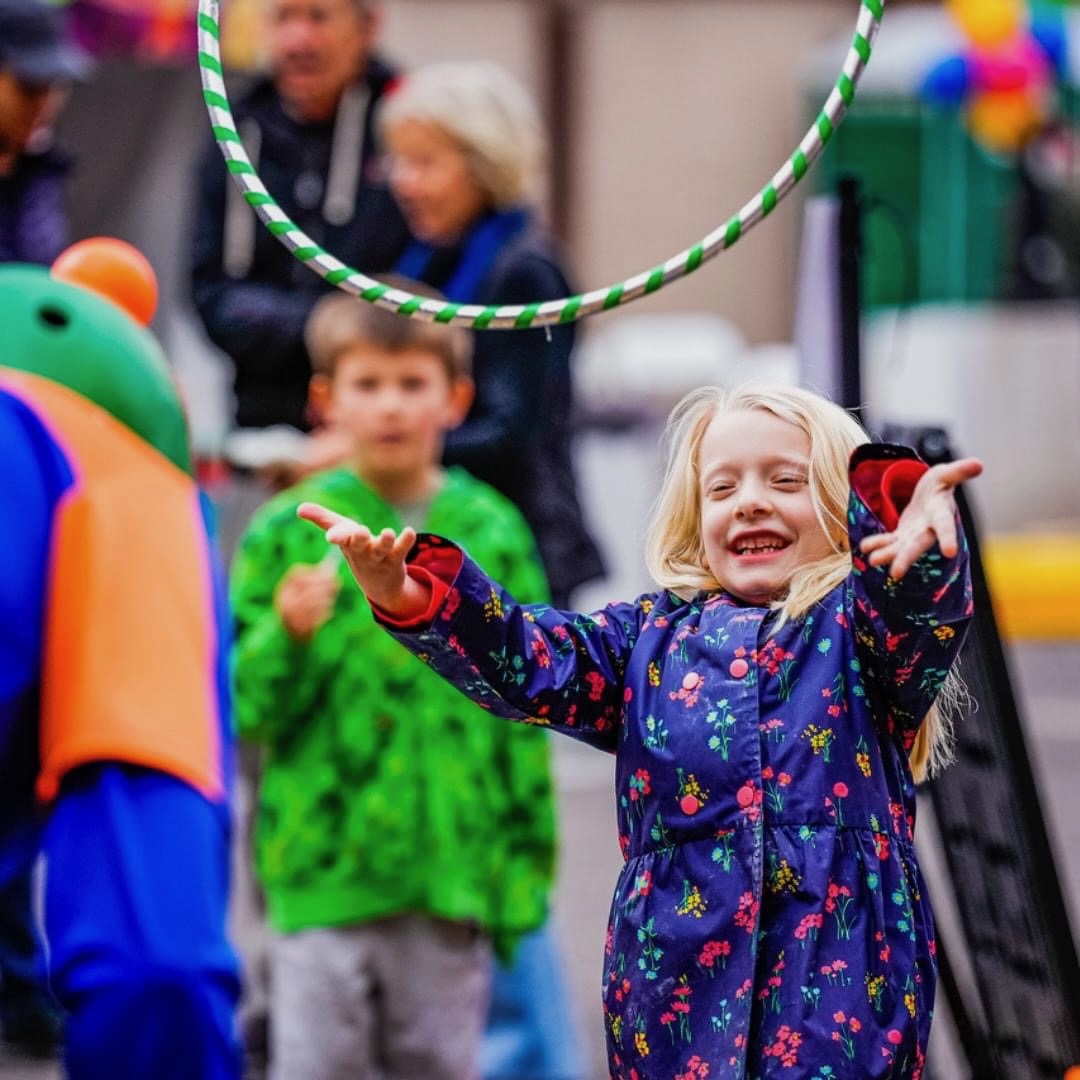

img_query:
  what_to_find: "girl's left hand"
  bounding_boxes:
[859,458,983,580]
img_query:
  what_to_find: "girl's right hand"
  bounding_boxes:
[296,502,432,618]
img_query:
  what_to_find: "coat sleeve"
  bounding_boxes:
[846,443,974,747]
[189,136,317,382]
[443,254,572,467]
[478,508,557,954]
[229,506,330,745]
[378,535,646,752]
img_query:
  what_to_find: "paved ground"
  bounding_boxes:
[3,428,1077,1079]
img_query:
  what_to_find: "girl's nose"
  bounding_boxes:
[734,483,771,518]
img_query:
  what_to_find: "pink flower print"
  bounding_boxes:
[441,588,461,620]
[670,670,703,708]
[887,1030,903,1045]
[762,1025,803,1068]
[585,671,606,701]
[793,912,824,947]
[736,780,763,823]
[825,882,855,938]
[832,781,849,826]
[697,939,731,975]
[820,958,852,986]
[733,892,759,934]
[832,1011,861,1059]
[531,634,552,668]
[632,869,653,898]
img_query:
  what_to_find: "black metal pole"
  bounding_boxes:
[837,176,863,424]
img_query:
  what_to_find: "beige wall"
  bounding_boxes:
[574,1,852,344]
[381,0,854,344]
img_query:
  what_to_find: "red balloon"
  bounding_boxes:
[51,238,159,326]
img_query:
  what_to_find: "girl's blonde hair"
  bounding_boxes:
[380,61,545,210]
[643,383,957,782]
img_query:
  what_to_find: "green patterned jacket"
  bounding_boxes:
[230,466,556,955]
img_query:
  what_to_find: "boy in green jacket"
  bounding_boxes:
[230,290,556,1080]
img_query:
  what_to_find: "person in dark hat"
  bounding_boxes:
[0,0,87,260]
[0,0,88,1057]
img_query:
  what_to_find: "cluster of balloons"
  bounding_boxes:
[922,0,1070,154]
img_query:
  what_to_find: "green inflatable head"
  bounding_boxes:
[0,241,192,474]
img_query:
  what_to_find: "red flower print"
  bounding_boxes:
[833,782,849,799]
[887,1030,903,1045]
[585,671,606,701]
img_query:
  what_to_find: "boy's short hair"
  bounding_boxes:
[305,278,472,381]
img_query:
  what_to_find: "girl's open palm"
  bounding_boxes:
[859,458,983,580]
[296,502,429,616]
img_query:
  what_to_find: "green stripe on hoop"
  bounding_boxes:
[645,267,665,294]
[724,216,741,247]
[362,284,390,302]
[838,73,855,107]
[292,246,323,262]
[203,90,229,110]
[817,114,834,142]
[244,192,273,206]
[198,51,222,76]
[762,184,778,217]
[792,150,809,180]
[473,308,497,330]
[603,285,624,311]
[515,304,541,328]
[399,297,423,316]
[197,12,219,38]
[854,33,871,64]
[268,221,291,236]
[863,0,883,19]
[226,160,254,175]
[325,269,351,286]
[435,303,462,324]
[212,126,240,144]
[559,296,583,323]
[687,244,705,273]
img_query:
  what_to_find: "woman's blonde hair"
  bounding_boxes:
[380,61,545,210]
[643,383,957,782]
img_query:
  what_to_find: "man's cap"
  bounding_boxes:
[0,0,89,84]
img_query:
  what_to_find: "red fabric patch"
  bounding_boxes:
[371,544,463,628]
[851,458,928,530]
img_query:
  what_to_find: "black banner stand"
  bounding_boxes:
[836,180,1080,1078]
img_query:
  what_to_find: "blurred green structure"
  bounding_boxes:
[814,100,1024,308]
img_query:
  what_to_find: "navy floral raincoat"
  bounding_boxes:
[379,445,973,1079]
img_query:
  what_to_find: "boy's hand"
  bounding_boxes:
[859,458,983,580]
[275,564,340,641]
[296,502,431,618]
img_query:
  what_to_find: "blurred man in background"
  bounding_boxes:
[192,0,410,521]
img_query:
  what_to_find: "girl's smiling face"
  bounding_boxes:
[698,407,835,605]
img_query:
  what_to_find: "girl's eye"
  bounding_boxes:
[707,482,733,498]
[775,475,806,487]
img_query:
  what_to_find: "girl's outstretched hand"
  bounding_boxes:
[859,458,983,580]
[296,502,432,618]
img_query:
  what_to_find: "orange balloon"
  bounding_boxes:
[1064,1068,1080,1080]
[51,238,159,326]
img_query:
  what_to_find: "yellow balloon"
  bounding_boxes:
[947,0,1025,47]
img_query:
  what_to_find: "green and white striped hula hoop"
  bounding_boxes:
[197,0,883,329]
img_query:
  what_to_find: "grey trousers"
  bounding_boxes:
[269,915,493,1080]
